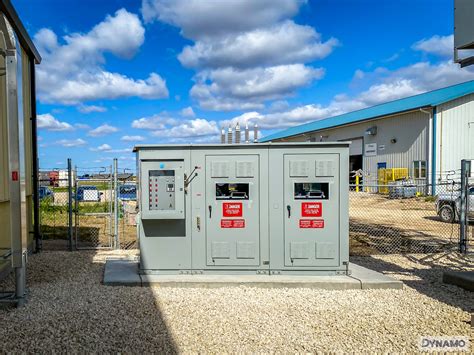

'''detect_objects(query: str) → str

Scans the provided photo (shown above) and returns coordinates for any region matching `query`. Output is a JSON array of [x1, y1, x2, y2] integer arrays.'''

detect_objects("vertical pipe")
[[235, 122, 241, 144], [253, 123, 258, 143], [459, 159, 470, 254], [74, 165, 78, 248], [14, 254, 25, 307], [108, 164, 113, 239], [245, 122, 249, 143], [30, 56, 40, 252], [4, 27, 27, 306], [431, 107, 437, 195], [67, 158, 73, 251], [355, 175, 359, 193], [113, 158, 119, 249], [220, 128, 225, 144], [227, 125, 232, 144]]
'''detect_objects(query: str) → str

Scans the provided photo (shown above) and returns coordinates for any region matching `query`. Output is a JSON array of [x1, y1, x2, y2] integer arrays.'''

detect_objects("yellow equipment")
[[377, 168, 409, 194]]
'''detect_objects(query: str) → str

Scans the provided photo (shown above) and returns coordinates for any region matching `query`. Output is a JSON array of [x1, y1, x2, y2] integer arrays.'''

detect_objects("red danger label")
[[11, 171, 18, 181], [301, 202, 322, 217], [299, 219, 325, 228], [220, 219, 245, 228], [223, 202, 243, 217]]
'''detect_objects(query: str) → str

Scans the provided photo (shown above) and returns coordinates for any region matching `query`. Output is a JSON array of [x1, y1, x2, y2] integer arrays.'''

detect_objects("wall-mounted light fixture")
[[365, 126, 377, 136], [390, 138, 397, 144], [319, 135, 329, 142]]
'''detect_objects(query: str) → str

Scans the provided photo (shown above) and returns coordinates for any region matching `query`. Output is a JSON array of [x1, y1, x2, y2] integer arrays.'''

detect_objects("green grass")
[[424, 195, 437, 202], [51, 182, 111, 193]]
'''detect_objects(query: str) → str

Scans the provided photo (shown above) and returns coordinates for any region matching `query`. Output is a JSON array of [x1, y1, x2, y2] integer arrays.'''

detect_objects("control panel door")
[[284, 154, 340, 267], [205, 155, 260, 266], [140, 160, 185, 219]]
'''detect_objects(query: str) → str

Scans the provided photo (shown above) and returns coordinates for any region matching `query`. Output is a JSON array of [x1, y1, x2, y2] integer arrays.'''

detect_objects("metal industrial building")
[[261, 80, 474, 189], [0, 0, 41, 305]]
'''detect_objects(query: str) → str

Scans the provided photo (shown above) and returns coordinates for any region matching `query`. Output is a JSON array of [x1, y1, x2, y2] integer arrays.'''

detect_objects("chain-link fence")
[[117, 179, 138, 249], [74, 166, 114, 249], [38, 161, 139, 251], [468, 175, 474, 254], [39, 160, 472, 255], [38, 169, 71, 250], [349, 178, 471, 255], [459, 160, 473, 254]]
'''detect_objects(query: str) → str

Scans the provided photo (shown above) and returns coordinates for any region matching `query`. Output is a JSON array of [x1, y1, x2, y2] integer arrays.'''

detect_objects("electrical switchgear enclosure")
[[134, 143, 349, 275]]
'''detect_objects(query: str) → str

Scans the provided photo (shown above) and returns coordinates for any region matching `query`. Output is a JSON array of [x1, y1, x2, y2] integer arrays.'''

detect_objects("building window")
[[413, 161, 426, 179]]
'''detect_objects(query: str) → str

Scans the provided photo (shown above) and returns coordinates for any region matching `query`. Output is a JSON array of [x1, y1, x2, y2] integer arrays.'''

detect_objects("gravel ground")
[[0, 249, 472, 353]]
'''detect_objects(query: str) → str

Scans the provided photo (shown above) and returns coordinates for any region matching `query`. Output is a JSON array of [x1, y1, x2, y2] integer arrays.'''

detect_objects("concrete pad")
[[443, 271, 474, 291], [103, 259, 141, 286], [104, 259, 403, 290], [349, 263, 404, 290], [140, 274, 361, 289]]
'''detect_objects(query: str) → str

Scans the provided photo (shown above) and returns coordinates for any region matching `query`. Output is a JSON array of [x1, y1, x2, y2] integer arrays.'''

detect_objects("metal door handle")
[[286, 205, 291, 218], [208, 205, 212, 218]]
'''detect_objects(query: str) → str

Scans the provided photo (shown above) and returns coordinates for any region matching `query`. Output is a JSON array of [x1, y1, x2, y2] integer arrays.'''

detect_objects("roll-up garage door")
[[339, 138, 362, 156]]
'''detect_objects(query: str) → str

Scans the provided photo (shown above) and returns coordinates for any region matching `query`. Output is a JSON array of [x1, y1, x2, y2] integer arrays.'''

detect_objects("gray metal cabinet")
[[135, 143, 349, 275], [283, 154, 340, 267], [205, 155, 260, 266]]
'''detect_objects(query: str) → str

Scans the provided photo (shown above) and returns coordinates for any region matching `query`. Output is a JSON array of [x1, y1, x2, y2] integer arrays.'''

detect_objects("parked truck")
[[436, 185, 474, 223]]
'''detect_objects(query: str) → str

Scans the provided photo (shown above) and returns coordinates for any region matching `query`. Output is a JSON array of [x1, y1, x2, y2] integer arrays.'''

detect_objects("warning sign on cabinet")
[[223, 202, 243, 217], [220, 219, 246, 228], [301, 202, 322, 217], [299, 219, 324, 228]]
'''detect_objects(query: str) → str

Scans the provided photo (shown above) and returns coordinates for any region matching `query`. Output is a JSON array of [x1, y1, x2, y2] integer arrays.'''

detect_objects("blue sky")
[[13, 0, 473, 171]]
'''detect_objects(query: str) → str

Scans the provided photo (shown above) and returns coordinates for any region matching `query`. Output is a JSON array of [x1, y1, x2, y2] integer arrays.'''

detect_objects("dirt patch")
[[349, 192, 464, 255]]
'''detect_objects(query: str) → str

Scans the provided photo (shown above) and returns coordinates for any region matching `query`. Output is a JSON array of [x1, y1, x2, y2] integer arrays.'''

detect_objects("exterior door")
[[284, 154, 340, 267], [205, 155, 260, 266]]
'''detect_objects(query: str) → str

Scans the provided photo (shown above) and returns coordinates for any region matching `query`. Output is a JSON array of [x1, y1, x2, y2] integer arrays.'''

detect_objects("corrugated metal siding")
[[436, 93, 474, 177], [280, 110, 429, 179]]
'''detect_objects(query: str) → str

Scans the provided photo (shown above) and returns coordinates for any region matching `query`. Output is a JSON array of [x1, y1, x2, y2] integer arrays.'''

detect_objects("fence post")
[[113, 158, 119, 249], [459, 159, 471, 254], [67, 158, 73, 251]]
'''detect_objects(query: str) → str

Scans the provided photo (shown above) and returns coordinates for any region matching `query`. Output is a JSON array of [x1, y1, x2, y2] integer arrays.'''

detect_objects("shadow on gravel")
[[352, 253, 473, 313], [0, 250, 177, 353], [349, 219, 456, 255]]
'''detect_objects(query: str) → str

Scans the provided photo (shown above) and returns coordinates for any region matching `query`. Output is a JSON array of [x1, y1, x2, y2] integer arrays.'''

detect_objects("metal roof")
[[0, 0, 41, 63], [261, 80, 474, 142]]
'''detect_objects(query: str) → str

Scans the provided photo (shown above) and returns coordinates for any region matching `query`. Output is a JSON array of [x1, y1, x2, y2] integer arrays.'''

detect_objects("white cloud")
[[191, 64, 324, 111], [109, 148, 133, 153], [56, 138, 87, 147], [178, 20, 338, 70], [121, 135, 145, 142], [219, 45, 474, 132], [74, 123, 91, 130], [90, 144, 112, 151], [180, 106, 195, 117], [35, 9, 169, 104], [151, 118, 219, 138], [412, 35, 453, 58], [141, 0, 303, 39], [88, 124, 119, 137], [143, 0, 333, 110], [37, 113, 74, 131], [131, 114, 177, 129], [77, 104, 108, 113]]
